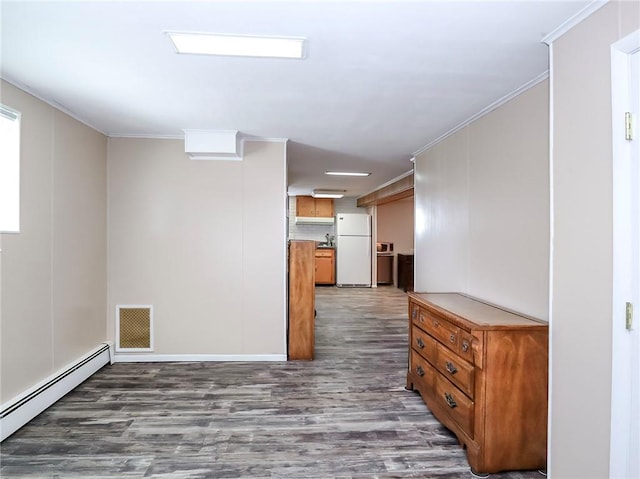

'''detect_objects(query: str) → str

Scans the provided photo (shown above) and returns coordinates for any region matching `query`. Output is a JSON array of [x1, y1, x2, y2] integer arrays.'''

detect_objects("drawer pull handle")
[[416, 338, 425, 349], [444, 392, 457, 409], [416, 366, 425, 377], [419, 315, 425, 323], [445, 361, 458, 374], [434, 320, 439, 326], [412, 309, 417, 319], [449, 333, 456, 343], [461, 340, 470, 353]]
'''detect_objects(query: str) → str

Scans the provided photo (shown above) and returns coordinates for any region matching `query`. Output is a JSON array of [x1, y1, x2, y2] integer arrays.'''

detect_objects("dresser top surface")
[[409, 293, 546, 329]]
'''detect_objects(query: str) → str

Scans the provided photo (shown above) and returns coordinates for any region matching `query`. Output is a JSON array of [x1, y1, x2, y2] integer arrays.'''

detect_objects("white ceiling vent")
[[184, 129, 242, 161]]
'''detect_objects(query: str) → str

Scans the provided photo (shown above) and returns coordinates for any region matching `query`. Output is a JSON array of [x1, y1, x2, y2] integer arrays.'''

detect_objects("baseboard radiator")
[[0, 342, 113, 441]]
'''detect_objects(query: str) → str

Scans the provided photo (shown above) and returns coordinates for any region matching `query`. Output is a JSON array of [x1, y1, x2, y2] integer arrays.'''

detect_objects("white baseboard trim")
[[113, 353, 287, 363], [0, 343, 111, 441]]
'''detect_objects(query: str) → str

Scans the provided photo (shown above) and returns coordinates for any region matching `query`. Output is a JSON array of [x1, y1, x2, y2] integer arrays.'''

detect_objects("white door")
[[611, 31, 640, 479]]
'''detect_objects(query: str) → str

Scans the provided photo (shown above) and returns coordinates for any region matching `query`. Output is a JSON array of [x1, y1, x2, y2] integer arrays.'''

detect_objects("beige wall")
[[414, 80, 550, 320], [549, 2, 639, 477], [0, 80, 107, 403], [414, 128, 470, 294], [107, 138, 287, 356], [376, 197, 414, 285]]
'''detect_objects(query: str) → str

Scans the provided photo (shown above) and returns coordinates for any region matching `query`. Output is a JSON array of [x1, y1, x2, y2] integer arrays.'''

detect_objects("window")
[[0, 105, 21, 233]]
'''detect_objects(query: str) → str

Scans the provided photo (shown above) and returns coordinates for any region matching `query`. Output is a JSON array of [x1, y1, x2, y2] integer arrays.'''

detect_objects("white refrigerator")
[[336, 213, 372, 287]]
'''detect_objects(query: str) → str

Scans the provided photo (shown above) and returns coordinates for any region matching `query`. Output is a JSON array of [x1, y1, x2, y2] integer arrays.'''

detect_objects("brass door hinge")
[[626, 302, 633, 330], [625, 112, 633, 141]]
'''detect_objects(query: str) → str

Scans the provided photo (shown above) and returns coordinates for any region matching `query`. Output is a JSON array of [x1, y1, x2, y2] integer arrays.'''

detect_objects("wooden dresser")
[[406, 293, 548, 474]]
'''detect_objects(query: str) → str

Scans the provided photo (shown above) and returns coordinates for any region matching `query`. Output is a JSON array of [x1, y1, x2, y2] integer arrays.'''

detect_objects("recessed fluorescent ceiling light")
[[324, 171, 371, 177], [167, 32, 305, 59]]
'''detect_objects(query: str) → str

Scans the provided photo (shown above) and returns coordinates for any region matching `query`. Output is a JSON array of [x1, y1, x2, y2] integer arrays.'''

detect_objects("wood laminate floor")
[[0, 286, 544, 479]]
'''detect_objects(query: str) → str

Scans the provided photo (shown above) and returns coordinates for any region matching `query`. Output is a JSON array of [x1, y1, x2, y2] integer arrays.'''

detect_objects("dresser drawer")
[[315, 250, 333, 258], [434, 374, 474, 437], [412, 325, 437, 363], [410, 349, 436, 388], [415, 308, 460, 350], [435, 343, 475, 398]]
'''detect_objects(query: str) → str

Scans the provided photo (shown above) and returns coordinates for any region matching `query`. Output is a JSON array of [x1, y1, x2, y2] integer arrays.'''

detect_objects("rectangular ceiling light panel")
[[168, 32, 305, 59], [312, 190, 345, 199], [324, 171, 371, 177]]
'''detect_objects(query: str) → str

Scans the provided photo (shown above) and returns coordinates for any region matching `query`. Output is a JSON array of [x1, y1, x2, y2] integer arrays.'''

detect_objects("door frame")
[[610, 29, 640, 479]]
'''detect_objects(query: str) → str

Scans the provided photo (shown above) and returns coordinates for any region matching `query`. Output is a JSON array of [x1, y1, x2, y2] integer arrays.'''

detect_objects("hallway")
[[1, 287, 542, 478]]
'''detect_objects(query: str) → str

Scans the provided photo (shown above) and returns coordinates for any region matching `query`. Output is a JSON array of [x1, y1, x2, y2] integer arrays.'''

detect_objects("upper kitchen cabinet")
[[296, 196, 334, 218], [314, 198, 334, 217]]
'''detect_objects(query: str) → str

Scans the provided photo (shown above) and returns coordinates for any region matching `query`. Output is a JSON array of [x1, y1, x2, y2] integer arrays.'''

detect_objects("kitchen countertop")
[[288, 239, 335, 249]]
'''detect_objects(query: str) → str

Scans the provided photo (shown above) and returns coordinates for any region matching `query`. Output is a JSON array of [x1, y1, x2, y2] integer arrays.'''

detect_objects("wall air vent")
[[184, 129, 242, 160], [116, 305, 153, 352]]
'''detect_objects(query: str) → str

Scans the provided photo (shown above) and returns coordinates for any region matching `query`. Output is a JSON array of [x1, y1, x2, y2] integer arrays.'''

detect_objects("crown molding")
[[0, 76, 289, 144], [1, 74, 107, 135], [108, 133, 289, 143], [108, 133, 183, 139], [413, 71, 549, 157], [242, 136, 288, 143], [541, 0, 609, 45]]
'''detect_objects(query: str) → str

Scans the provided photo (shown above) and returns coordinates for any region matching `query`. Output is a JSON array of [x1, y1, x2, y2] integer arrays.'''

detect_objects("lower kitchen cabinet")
[[315, 248, 335, 285]]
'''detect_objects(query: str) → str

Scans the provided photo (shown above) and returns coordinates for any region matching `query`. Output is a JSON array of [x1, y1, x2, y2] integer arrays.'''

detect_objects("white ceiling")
[[0, 0, 590, 197]]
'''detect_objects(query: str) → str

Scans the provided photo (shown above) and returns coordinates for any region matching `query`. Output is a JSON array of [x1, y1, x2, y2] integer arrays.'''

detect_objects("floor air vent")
[[116, 305, 153, 352]]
